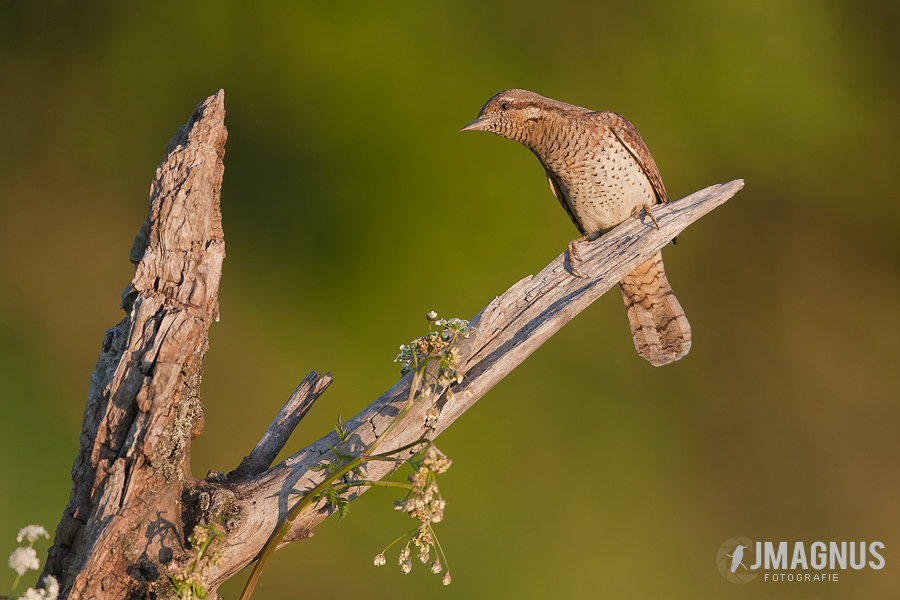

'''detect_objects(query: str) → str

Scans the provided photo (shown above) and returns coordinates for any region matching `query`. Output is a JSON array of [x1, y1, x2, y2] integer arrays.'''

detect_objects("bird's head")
[[460, 89, 548, 143]]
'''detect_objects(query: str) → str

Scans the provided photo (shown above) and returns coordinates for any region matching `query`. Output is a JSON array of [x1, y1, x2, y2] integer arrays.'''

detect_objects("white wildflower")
[[43, 575, 60, 600], [17, 525, 49, 543], [9, 546, 40, 576]]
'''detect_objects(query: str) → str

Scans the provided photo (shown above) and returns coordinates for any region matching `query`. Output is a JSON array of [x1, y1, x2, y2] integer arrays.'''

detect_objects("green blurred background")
[[1, 1, 898, 598]]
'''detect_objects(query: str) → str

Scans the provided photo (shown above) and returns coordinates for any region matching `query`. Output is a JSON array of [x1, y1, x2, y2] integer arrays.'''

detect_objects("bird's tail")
[[619, 252, 691, 366]]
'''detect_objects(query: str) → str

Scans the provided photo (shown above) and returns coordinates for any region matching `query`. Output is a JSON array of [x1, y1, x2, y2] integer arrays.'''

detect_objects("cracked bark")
[[40, 90, 743, 599]]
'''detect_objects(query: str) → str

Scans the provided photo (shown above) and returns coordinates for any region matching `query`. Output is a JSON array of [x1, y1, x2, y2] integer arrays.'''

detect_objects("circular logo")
[[717, 537, 757, 583]]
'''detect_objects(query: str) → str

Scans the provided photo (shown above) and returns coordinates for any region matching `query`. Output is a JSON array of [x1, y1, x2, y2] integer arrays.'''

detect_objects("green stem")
[[430, 524, 450, 573], [188, 527, 217, 575], [240, 368, 428, 600], [364, 438, 433, 461], [238, 459, 363, 599], [364, 363, 426, 457], [331, 480, 414, 493], [380, 526, 420, 555]]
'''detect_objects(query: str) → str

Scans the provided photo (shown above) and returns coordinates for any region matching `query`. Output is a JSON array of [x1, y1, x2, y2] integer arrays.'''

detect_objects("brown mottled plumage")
[[462, 89, 691, 366]]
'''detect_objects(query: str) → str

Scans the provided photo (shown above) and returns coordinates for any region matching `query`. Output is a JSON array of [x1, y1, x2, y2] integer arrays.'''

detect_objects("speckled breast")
[[545, 124, 657, 235]]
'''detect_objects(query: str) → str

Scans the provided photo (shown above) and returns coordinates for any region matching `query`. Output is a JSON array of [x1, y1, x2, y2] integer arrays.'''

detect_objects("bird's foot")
[[567, 239, 586, 278], [567, 232, 601, 278], [633, 203, 660, 230]]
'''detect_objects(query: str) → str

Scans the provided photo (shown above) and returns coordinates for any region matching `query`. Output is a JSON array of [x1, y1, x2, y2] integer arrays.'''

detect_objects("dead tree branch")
[[41, 90, 743, 599]]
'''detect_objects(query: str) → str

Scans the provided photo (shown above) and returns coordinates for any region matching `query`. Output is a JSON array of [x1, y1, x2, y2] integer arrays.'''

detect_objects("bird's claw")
[[635, 203, 660, 230], [567, 239, 588, 278]]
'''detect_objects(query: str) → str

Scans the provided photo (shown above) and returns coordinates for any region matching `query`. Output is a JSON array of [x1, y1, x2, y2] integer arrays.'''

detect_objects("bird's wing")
[[545, 168, 586, 235], [602, 112, 668, 204]]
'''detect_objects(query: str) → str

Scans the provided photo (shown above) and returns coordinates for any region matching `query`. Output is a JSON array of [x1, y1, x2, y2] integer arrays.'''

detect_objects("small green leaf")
[[327, 444, 356, 463], [335, 414, 350, 441], [318, 486, 351, 522]]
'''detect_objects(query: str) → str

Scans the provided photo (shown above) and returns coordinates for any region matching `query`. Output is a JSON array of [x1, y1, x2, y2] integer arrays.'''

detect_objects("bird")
[[461, 89, 691, 366], [726, 545, 749, 573]]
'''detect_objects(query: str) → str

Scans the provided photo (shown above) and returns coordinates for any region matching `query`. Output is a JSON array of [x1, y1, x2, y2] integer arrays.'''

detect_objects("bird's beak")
[[460, 115, 492, 132]]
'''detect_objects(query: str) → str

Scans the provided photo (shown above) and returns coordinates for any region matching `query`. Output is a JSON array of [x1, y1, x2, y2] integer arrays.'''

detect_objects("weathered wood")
[[206, 179, 744, 588], [42, 90, 228, 600], [41, 88, 743, 599], [228, 371, 333, 481]]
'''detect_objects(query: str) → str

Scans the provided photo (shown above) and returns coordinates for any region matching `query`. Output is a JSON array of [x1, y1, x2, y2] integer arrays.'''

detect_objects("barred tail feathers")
[[619, 252, 691, 366]]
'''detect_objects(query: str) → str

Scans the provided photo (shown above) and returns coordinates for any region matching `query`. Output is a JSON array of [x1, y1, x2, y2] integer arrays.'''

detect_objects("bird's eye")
[[500, 102, 510, 110]]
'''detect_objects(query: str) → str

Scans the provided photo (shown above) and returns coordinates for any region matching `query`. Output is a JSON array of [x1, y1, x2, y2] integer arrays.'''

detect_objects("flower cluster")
[[167, 521, 227, 599], [16, 526, 49, 545], [18, 577, 58, 600], [187, 523, 225, 568], [167, 567, 208, 600], [394, 313, 472, 394], [375, 446, 453, 585], [6, 525, 58, 600], [8, 547, 39, 577]]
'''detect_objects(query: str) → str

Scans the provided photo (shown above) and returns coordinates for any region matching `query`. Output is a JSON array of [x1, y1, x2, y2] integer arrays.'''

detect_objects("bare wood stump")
[[41, 90, 743, 599]]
